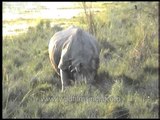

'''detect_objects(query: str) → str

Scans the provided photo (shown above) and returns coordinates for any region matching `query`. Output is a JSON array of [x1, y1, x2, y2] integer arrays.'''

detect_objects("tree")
[[82, 2, 97, 36]]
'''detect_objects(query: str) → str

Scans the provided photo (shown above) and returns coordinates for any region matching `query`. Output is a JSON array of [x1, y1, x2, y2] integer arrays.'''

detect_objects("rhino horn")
[[71, 68, 76, 73]]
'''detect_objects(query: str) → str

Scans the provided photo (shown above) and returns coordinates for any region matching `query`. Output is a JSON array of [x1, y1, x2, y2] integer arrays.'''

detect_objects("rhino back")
[[57, 27, 100, 70], [70, 28, 99, 66], [49, 26, 79, 74]]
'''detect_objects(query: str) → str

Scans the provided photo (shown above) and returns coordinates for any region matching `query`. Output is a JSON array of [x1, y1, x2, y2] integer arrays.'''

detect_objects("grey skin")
[[48, 26, 100, 92]]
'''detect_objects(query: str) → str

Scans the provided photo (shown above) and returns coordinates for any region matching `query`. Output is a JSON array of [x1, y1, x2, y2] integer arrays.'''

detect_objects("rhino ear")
[[91, 60, 96, 70], [75, 63, 81, 72], [91, 58, 99, 70]]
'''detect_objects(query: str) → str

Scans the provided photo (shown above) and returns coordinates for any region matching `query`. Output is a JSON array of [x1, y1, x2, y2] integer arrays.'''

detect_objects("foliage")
[[3, 2, 159, 118]]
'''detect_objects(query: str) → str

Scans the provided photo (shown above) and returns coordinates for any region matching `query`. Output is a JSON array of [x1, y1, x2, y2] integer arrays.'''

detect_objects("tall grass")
[[3, 2, 159, 118]]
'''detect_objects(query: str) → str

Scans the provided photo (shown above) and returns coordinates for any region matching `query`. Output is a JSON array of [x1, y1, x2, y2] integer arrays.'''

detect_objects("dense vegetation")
[[3, 2, 159, 118]]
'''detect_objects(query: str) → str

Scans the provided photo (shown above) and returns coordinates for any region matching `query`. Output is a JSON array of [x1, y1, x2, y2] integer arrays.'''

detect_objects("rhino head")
[[69, 57, 99, 84]]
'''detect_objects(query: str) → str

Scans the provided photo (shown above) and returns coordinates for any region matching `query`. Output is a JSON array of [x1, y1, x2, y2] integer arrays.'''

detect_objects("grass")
[[3, 2, 159, 118]]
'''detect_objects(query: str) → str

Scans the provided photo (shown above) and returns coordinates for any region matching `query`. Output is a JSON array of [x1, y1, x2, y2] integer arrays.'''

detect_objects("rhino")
[[48, 26, 100, 92]]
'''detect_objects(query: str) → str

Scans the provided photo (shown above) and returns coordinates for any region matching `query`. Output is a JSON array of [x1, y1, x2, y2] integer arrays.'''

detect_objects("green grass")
[[3, 2, 159, 118]]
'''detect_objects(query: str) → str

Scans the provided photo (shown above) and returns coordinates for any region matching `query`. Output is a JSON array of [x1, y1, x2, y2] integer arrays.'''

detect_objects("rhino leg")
[[60, 69, 70, 92]]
